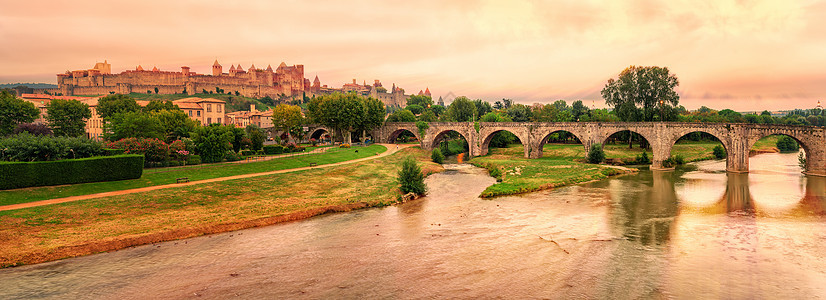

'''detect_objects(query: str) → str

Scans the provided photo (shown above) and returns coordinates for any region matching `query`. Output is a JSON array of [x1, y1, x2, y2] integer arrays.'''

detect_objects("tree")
[[406, 104, 424, 115], [587, 143, 605, 163], [271, 104, 303, 142], [46, 99, 91, 137], [571, 100, 589, 121], [386, 109, 416, 122], [360, 97, 386, 139], [431, 148, 444, 164], [143, 100, 178, 113], [445, 96, 476, 122], [481, 112, 517, 147], [398, 157, 426, 195], [13, 123, 52, 136], [105, 111, 165, 141], [0, 91, 39, 136], [191, 124, 234, 163], [230, 126, 246, 152], [246, 124, 266, 150], [506, 104, 532, 122], [601, 66, 680, 122], [430, 104, 446, 116], [531, 104, 558, 122], [473, 99, 492, 118], [153, 109, 198, 142], [96, 94, 141, 119], [418, 110, 437, 122], [776, 136, 799, 152], [407, 94, 433, 108], [306, 93, 364, 143]]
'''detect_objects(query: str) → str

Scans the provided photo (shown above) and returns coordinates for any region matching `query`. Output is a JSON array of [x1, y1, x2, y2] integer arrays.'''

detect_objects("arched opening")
[[388, 129, 419, 144], [749, 134, 808, 174], [602, 130, 651, 165], [670, 131, 727, 171], [481, 129, 525, 157], [538, 130, 584, 159], [309, 128, 331, 145], [432, 130, 470, 161]]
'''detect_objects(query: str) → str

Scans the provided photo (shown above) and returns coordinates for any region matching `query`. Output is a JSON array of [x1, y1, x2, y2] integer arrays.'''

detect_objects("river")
[[1, 152, 825, 299]]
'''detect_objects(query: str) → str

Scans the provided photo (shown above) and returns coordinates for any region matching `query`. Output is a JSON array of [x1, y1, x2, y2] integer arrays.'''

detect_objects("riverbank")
[[471, 145, 637, 198], [0, 145, 386, 206], [0, 147, 442, 268]]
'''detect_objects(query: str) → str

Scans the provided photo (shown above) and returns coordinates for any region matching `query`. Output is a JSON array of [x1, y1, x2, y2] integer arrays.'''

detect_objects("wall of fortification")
[[72, 86, 118, 96], [129, 85, 187, 95]]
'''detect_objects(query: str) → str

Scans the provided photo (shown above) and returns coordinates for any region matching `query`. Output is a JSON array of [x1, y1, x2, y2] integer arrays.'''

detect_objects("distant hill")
[[0, 83, 58, 89]]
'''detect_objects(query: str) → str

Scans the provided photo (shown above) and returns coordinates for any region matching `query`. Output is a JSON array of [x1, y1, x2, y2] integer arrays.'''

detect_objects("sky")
[[1, 0, 825, 111]]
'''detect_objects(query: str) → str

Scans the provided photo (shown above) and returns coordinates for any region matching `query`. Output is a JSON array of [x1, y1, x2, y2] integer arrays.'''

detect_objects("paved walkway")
[[0, 144, 414, 212]]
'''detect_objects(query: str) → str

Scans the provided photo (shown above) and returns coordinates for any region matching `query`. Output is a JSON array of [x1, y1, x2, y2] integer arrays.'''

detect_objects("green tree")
[[587, 143, 605, 163], [153, 109, 198, 142], [507, 104, 532, 122], [431, 148, 444, 164], [407, 94, 433, 108], [398, 157, 426, 195], [713, 145, 726, 159], [406, 104, 424, 115], [386, 109, 416, 122], [530, 104, 558, 122], [271, 104, 303, 143], [230, 126, 246, 152], [445, 96, 476, 122], [601, 66, 680, 122], [191, 124, 234, 163], [430, 104, 446, 116], [571, 100, 589, 121], [473, 99, 492, 118], [776, 136, 799, 152], [143, 100, 178, 113], [306, 93, 364, 143], [96, 94, 141, 119], [418, 109, 437, 122], [246, 124, 266, 150], [105, 111, 165, 141], [0, 91, 39, 136], [481, 112, 517, 147], [46, 99, 91, 137], [360, 97, 386, 139]]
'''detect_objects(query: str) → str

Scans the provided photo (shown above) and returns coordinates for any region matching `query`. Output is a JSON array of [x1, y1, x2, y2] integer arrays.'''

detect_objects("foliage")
[[0, 133, 104, 161], [191, 124, 234, 163], [0, 155, 144, 190], [416, 121, 429, 137], [13, 123, 52, 136], [143, 100, 178, 113], [340, 144, 351, 148], [776, 136, 799, 152], [152, 109, 198, 143], [431, 148, 444, 164], [398, 156, 426, 195], [661, 156, 676, 168], [224, 150, 243, 162], [713, 145, 726, 159], [571, 100, 589, 121], [229, 126, 246, 152], [46, 99, 91, 137], [271, 104, 303, 134], [106, 137, 170, 166], [799, 152, 807, 171], [96, 94, 141, 119], [587, 143, 605, 164], [473, 99, 493, 118], [386, 109, 416, 122], [360, 97, 386, 133], [445, 96, 476, 122], [635, 151, 651, 164], [418, 109, 437, 122], [506, 104, 533, 122], [430, 104, 446, 116], [245, 124, 266, 150], [307, 93, 371, 143], [601, 66, 680, 122], [263, 145, 284, 154], [407, 94, 433, 108], [406, 104, 424, 115], [0, 91, 39, 136], [673, 155, 685, 165], [105, 111, 165, 141], [487, 165, 502, 181]]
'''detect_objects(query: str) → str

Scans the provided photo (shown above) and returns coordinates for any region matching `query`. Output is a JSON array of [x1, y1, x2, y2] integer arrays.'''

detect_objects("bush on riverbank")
[[587, 143, 605, 164], [713, 145, 726, 159], [777, 136, 799, 152], [431, 148, 444, 164], [398, 157, 426, 195]]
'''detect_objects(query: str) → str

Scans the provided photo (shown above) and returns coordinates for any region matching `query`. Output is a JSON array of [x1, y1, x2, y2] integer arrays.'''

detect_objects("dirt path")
[[0, 144, 415, 212]]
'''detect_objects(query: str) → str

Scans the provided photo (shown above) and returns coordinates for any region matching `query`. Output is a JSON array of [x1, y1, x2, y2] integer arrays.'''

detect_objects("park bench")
[[176, 177, 190, 183], [309, 162, 317, 167]]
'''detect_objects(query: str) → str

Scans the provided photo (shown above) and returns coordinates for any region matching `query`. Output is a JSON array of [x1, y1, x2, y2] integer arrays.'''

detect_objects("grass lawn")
[[0, 145, 386, 206], [0, 147, 442, 267], [472, 145, 633, 198]]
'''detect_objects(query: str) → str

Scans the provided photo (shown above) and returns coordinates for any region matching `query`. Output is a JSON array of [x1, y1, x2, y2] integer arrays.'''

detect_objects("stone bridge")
[[373, 122, 826, 176]]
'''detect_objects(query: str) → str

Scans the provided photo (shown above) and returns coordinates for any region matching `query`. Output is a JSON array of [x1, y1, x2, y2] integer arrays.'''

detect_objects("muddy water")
[[1, 152, 825, 299]]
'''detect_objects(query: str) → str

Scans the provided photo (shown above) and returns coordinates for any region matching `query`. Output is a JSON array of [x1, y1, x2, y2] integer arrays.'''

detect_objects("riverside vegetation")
[[0, 146, 442, 267]]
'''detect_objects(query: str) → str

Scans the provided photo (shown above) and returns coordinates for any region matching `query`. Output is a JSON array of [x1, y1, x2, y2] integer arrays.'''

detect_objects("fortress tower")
[[212, 60, 222, 76]]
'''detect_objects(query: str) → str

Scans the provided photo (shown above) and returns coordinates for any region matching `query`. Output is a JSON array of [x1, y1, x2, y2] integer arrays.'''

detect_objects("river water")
[[1, 152, 825, 299]]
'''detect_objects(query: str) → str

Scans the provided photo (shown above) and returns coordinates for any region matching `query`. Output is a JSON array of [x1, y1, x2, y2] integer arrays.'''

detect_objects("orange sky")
[[2, 0, 825, 111]]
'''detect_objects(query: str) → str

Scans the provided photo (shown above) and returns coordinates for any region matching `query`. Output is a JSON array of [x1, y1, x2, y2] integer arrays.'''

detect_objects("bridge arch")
[[535, 129, 586, 159], [309, 127, 330, 141], [479, 129, 529, 157], [665, 130, 729, 166], [747, 130, 817, 172], [388, 128, 420, 144], [599, 128, 659, 166]]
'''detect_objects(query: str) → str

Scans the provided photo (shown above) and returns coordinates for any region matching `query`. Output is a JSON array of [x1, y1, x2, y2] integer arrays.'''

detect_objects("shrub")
[[103, 148, 126, 156], [431, 148, 444, 164], [673, 155, 685, 165], [310, 138, 317, 146], [635, 151, 651, 164], [488, 166, 502, 182], [776, 136, 799, 152], [0, 155, 144, 190], [340, 144, 351, 148], [799, 152, 807, 171], [662, 156, 677, 168], [587, 143, 605, 164], [106, 137, 170, 166], [293, 146, 306, 152], [398, 157, 426, 195], [13, 123, 52, 136], [713, 145, 726, 159], [0, 133, 104, 162], [241, 150, 255, 156], [186, 155, 201, 165], [263, 145, 283, 155], [224, 151, 242, 162]]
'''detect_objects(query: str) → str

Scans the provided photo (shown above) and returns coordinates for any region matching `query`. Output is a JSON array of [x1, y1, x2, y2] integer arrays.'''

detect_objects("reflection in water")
[[1, 153, 825, 298]]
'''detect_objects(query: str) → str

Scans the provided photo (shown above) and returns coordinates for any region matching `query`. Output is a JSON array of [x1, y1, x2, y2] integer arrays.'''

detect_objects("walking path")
[[0, 144, 414, 212]]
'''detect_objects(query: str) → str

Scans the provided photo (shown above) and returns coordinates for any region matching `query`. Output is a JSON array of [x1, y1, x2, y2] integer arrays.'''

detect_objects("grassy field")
[[472, 145, 633, 198], [0, 145, 386, 206], [0, 147, 441, 267]]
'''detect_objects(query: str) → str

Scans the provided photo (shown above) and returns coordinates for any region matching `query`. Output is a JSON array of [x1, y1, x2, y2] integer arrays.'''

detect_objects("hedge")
[[263, 145, 284, 155], [0, 154, 144, 190]]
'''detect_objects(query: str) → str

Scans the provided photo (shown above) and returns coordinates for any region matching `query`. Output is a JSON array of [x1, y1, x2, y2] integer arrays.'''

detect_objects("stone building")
[[172, 98, 226, 126], [225, 104, 271, 128], [21, 94, 105, 139], [55, 60, 307, 99], [307, 77, 415, 108]]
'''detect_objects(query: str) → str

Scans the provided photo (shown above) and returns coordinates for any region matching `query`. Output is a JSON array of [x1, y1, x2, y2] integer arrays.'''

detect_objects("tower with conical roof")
[[212, 60, 222, 76], [425, 87, 431, 97], [818, 100, 823, 110]]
